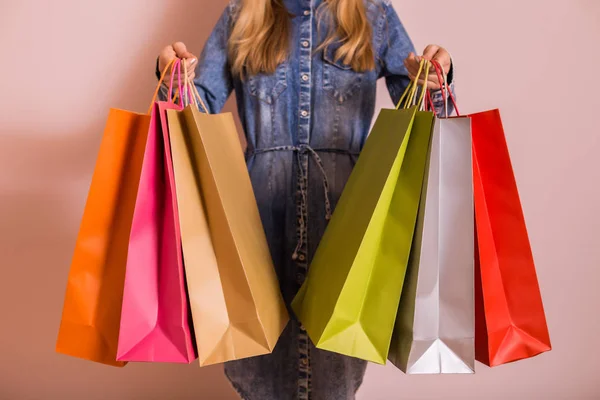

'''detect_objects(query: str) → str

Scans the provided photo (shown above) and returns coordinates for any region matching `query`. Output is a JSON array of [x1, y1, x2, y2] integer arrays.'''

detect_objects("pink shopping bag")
[[117, 61, 196, 362]]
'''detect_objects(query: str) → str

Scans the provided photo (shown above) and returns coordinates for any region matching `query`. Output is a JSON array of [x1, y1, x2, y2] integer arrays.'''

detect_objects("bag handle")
[[153, 58, 200, 109], [430, 60, 460, 117], [396, 59, 424, 109], [168, 58, 184, 106], [177, 59, 210, 114], [149, 58, 178, 114], [182, 60, 190, 106], [395, 59, 430, 111], [425, 89, 434, 112], [428, 60, 447, 117], [412, 60, 430, 111]]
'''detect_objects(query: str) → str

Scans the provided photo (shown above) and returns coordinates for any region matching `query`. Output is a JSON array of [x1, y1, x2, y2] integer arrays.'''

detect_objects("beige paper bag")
[[167, 106, 288, 366]]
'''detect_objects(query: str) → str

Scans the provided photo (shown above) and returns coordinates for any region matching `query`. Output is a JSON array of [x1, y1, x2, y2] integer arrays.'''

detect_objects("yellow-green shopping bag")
[[292, 60, 435, 364]]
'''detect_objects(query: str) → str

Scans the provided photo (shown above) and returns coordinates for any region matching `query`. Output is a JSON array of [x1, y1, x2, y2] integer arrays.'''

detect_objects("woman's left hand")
[[403, 45, 452, 90]]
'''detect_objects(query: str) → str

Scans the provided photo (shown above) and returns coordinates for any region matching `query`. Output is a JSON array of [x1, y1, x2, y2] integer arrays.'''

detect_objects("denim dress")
[[176, 0, 454, 398]]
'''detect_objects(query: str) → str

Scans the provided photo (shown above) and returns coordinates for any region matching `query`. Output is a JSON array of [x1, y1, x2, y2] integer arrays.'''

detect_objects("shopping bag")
[[116, 60, 196, 363], [388, 116, 475, 374], [472, 109, 552, 366], [389, 62, 475, 373], [56, 61, 177, 366], [292, 61, 435, 364], [167, 86, 288, 366], [471, 109, 551, 366]]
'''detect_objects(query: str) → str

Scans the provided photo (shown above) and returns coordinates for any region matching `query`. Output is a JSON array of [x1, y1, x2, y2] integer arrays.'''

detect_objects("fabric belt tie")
[[247, 144, 358, 260]]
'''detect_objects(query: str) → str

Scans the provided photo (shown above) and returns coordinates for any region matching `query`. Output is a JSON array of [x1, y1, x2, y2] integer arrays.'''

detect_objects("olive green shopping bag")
[[292, 61, 435, 364]]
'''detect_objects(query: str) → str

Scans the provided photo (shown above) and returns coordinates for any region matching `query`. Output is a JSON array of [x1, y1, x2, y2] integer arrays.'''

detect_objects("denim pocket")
[[322, 48, 363, 103], [247, 62, 288, 104]]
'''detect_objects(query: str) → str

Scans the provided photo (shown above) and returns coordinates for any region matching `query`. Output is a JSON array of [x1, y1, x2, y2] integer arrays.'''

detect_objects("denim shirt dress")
[[166, 0, 454, 398]]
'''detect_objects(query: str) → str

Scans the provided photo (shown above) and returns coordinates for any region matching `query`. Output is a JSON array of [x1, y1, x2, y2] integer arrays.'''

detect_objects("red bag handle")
[[423, 61, 446, 114], [429, 60, 460, 117], [425, 89, 435, 112]]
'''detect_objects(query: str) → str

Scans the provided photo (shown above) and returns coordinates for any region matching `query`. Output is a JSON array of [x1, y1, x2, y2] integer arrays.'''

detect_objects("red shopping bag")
[[471, 109, 551, 366]]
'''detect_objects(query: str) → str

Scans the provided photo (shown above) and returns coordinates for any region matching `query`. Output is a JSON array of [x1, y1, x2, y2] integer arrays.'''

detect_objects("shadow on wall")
[[0, 1, 239, 399]]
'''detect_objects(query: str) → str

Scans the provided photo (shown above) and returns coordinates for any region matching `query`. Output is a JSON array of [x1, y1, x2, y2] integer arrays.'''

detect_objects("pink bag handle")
[[150, 58, 188, 110], [168, 58, 184, 106], [157, 57, 209, 113]]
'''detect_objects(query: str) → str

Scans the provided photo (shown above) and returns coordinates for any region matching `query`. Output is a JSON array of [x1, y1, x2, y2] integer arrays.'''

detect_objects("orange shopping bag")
[[56, 61, 176, 366]]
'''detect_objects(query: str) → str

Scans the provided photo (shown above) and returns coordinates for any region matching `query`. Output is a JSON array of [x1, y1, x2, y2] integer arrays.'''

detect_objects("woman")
[[158, 0, 454, 399]]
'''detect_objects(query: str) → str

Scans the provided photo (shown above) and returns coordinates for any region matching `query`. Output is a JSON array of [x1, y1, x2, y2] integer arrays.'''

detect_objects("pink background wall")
[[1, 0, 598, 398]]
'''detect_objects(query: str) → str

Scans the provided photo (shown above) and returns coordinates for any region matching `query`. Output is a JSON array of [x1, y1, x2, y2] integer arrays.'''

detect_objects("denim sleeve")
[[379, 1, 456, 117], [157, 5, 234, 113]]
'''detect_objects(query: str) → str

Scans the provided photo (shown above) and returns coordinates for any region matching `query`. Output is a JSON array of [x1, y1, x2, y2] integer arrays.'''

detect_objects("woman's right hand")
[[159, 42, 197, 82]]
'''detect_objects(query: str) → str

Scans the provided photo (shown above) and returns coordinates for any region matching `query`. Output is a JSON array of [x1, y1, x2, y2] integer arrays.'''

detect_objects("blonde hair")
[[229, 0, 375, 77]]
